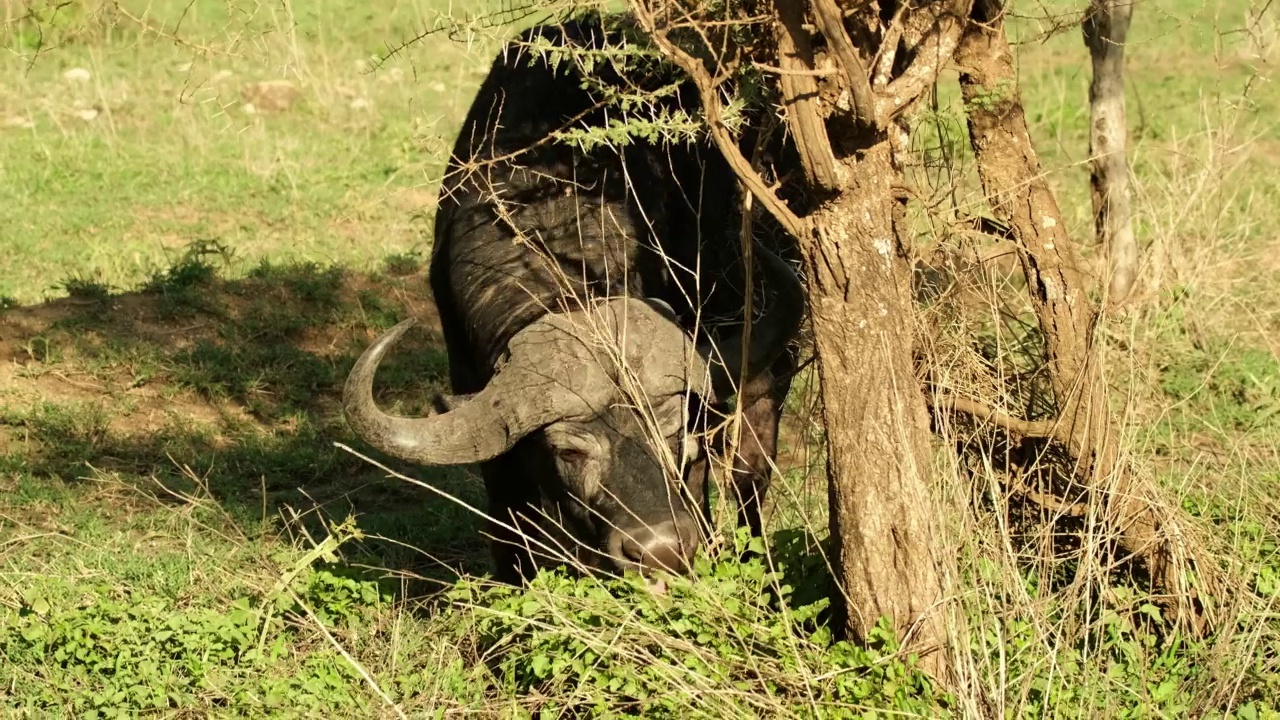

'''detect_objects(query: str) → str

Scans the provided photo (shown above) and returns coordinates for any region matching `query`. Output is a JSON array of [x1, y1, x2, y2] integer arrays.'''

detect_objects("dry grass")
[[906, 64, 1280, 710]]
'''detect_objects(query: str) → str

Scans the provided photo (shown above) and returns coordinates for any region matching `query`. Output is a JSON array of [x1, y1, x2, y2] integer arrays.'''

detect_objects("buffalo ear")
[[432, 393, 477, 413]]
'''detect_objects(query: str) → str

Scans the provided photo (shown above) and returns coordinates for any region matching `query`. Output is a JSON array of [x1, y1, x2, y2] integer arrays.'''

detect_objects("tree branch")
[[871, 8, 908, 88], [877, 0, 972, 121], [957, 0, 1222, 635], [632, 6, 810, 241], [1083, 0, 1138, 306], [932, 394, 1059, 439], [751, 60, 836, 77], [1009, 480, 1090, 517], [774, 0, 841, 193], [810, 0, 877, 127]]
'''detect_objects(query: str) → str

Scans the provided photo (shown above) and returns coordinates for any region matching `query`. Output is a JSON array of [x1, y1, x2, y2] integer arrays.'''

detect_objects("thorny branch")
[[631, 3, 810, 241], [112, 2, 233, 57], [624, 0, 978, 236]]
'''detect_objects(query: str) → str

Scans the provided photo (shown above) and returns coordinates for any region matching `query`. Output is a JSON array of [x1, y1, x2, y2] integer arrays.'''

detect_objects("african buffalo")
[[344, 15, 804, 584]]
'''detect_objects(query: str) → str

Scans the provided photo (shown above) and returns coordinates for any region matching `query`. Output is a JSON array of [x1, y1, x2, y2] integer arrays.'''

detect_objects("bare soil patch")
[[0, 268, 444, 449]]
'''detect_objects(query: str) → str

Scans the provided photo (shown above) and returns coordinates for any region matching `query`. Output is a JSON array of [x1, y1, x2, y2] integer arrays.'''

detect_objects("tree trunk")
[[806, 143, 951, 675], [956, 0, 1217, 633], [1084, 0, 1137, 305], [633, 0, 964, 680], [956, 0, 1108, 463]]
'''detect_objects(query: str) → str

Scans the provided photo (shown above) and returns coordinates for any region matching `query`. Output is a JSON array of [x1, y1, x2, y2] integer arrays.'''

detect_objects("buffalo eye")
[[556, 447, 590, 464]]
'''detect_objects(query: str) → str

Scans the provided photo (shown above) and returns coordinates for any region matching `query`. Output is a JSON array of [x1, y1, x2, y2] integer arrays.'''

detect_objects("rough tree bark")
[[806, 147, 951, 668], [634, 0, 967, 679], [955, 0, 1217, 632], [772, 0, 952, 663], [1083, 0, 1138, 305]]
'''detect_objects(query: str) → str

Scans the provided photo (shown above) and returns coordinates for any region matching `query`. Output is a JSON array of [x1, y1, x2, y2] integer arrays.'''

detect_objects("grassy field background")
[[1, 0, 1278, 716]]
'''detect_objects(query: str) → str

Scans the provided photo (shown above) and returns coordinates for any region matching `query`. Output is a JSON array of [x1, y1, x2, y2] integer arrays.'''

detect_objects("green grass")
[[1008, 0, 1280, 245], [2, 0, 1280, 716], [0, 0, 502, 304]]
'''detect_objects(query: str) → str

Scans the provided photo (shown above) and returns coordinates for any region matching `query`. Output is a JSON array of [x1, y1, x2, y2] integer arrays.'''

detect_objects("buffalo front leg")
[[479, 451, 542, 585], [727, 350, 796, 537], [682, 452, 719, 545]]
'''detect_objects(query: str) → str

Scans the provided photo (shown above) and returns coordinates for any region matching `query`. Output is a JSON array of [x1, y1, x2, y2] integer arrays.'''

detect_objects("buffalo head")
[[343, 246, 803, 581]]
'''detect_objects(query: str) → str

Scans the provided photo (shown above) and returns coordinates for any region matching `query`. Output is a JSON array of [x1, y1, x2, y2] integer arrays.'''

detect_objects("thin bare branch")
[[751, 60, 836, 77], [112, 2, 232, 56], [1009, 481, 1090, 517], [631, 4, 809, 241], [286, 586, 408, 719], [933, 394, 1058, 439]]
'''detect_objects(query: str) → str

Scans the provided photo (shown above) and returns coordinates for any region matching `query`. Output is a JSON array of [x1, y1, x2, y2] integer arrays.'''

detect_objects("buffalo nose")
[[610, 520, 696, 575]]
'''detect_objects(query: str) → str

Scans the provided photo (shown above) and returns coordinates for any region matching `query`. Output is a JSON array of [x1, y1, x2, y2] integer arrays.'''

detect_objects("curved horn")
[[344, 319, 519, 464], [703, 241, 805, 402], [343, 312, 635, 466]]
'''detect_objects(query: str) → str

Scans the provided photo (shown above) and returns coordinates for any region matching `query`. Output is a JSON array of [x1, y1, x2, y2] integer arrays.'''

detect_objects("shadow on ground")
[[0, 250, 492, 589]]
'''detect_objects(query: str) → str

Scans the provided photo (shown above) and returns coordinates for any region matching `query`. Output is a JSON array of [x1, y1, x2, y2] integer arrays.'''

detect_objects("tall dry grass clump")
[[902, 69, 1280, 710]]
